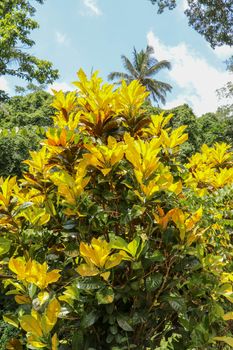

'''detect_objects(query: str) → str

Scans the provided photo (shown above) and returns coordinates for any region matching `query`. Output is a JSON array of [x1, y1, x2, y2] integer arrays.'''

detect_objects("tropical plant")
[[0, 70, 233, 349], [108, 46, 172, 104], [145, 103, 202, 159]]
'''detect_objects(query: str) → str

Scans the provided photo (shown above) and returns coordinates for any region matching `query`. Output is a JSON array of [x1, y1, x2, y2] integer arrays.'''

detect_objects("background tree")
[[216, 60, 233, 118], [149, 0, 233, 48], [108, 45, 172, 104], [0, 89, 54, 177], [0, 0, 59, 86]]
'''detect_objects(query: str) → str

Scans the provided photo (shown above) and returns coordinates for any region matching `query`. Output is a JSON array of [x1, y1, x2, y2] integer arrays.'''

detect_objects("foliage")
[[145, 103, 201, 159], [198, 109, 233, 147], [197, 112, 227, 146], [0, 0, 58, 84], [216, 61, 233, 123], [149, 0, 233, 48], [108, 46, 172, 104], [0, 89, 54, 177], [0, 128, 41, 177], [0, 90, 54, 129], [0, 69, 233, 349]]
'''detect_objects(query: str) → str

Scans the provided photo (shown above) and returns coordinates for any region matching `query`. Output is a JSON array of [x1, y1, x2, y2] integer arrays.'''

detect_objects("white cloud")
[[213, 45, 233, 59], [0, 77, 10, 92], [147, 31, 232, 115], [55, 31, 68, 45], [81, 0, 102, 16], [47, 82, 73, 94], [181, 0, 188, 11]]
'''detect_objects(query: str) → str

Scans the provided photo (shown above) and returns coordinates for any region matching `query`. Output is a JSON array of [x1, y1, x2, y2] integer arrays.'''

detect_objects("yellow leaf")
[[171, 208, 186, 241], [46, 298, 61, 327], [105, 254, 122, 269], [222, 312, 233, 321], [214, 336, 233, 347], [52, 333, 59, 350], [3, 314, 19, 328], [100, 271, 110, 281], [15, 295, 31, 305], [143, 113, 173, 136], [26, 336, 46, 348], [185, 207, 203, 232], [20, 315, 43, 337], [8, 257, 26, 281], [45, 270, 61, 286], [76, 263, 99, 277], [101, 168, 112, 176], [38, 291, 50, 305], [80, 238, 111, 268]]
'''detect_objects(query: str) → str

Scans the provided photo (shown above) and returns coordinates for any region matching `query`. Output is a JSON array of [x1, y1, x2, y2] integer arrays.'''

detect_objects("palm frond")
[[133, 47, 140, 71], [108, 72, 131, 83], [108, 45, 172, 104], [121, 55, 138, 78], [146, 45, 154, 56], [146, 60, 171, 77], [144, 79, 172, 104]]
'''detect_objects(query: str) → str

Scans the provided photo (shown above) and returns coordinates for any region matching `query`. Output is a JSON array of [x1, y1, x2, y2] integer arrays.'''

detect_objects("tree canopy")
[[0, 0, 59, 84], [0, 89, 54, 177], [149, 0, 233, 48]]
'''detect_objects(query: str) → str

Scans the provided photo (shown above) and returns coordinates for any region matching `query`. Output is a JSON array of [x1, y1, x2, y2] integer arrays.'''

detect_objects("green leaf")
[[3, 313, 19, 328], [110, 325, 118, 335], [96, 287, 114, 304], [110, 235, 128, 251], [117, 315, 133, 332], [72, 330, 84, 349], [81, 311, 98, 328], [145, 273, 163, 292], [145, 250, 165, 262], [167, 295, 186, 312], [106, 334, 114, 344], [127, 237, 140, 257], [76, 278, 104, 290], [28, 283, 37, 299], [106, 303, 114, 315], [130, 205, 146, 219], [0, 237, 11, 255]]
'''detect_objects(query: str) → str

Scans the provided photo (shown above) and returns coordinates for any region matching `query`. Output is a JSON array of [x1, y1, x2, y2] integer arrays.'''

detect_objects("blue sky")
[[1, 0, 233, 116]]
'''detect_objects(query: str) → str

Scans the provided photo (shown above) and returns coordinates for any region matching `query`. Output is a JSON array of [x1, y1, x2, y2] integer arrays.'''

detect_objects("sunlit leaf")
[[214, 336, 233, 347], [20, 315, 43, 337]]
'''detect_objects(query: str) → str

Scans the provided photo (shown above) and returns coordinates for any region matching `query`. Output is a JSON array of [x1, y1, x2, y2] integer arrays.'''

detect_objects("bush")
[[0, 70, 233, 349]]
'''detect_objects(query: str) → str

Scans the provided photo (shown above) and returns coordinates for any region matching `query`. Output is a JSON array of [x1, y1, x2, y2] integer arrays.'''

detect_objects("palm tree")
[[108, 46, 172, 105]]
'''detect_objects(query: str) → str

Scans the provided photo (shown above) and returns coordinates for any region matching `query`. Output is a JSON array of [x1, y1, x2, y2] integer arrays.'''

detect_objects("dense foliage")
[[0, 0, 58, 85], [0, 70, 233, 349], [149, 0, 233, 48], [0, 90, 54, 177]]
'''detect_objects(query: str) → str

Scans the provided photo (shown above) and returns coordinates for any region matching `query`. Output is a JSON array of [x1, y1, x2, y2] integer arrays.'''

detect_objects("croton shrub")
[[1, 70, 233, 350]]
